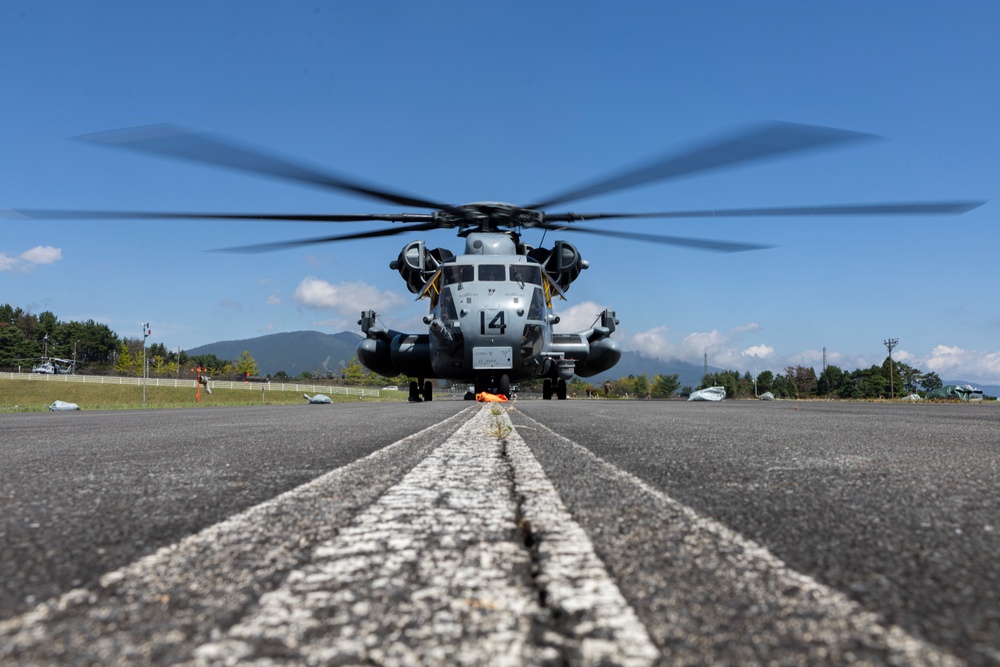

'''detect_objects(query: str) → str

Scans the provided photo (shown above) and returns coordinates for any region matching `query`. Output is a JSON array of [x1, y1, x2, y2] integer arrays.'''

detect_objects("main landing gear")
[[409, 379, 433, 402], [542, 378, 567, 400]]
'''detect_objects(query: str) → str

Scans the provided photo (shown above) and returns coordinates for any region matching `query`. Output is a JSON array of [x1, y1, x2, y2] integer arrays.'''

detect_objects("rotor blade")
[[76, 124, 457, 211], [2, 208, 436, 223], [215, 221, 443, 253], [542, 200, 987, 222], [538, 223, 772, 253], [526, 121, 878, 210]]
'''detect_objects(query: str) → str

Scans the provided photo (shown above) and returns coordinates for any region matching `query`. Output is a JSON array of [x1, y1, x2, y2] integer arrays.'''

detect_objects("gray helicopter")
[[6, 122, 983, 401], [26, 357, 77, 374]]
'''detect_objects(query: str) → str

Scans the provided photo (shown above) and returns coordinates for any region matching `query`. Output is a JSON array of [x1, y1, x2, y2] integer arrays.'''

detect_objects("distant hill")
[[187, 331, 363, 376], [584, 351, 712, 389]]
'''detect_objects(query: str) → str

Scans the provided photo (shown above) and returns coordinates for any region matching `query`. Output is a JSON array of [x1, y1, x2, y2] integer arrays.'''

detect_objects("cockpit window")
[[510, 264, 542, 286], [443, 264, 474, 285], [478, 264, 506, 281]]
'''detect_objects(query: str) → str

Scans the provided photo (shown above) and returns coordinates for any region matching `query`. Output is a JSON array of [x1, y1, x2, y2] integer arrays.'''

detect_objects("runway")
[[1, 400, 998, 665]]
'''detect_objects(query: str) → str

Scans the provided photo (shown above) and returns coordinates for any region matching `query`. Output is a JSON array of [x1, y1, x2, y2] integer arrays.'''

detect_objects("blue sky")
[[2, 2, 998, 383]]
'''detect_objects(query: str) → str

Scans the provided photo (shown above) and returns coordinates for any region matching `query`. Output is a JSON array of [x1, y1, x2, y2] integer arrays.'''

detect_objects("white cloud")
[[621, 322, 771, 369], [266, 291, 282, 306], [0, 245, 64, 272], [924, 345, 1000, 383], [733, 322, 761, 334], [292, 277, 404, 315], [20, 245, 62, 265], [741, 344, 774, 359], [553, 301, 611, 333], [627, 325, 678, 359]]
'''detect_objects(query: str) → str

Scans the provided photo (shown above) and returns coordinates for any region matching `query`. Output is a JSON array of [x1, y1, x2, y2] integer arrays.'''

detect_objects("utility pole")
[[884, 337, 898, 399]]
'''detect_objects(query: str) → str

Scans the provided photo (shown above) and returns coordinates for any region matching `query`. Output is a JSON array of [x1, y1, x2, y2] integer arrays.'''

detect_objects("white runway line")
[[1, 407, 657, 666], [0, 409, 473, 664], [515, 410, 964, 667], [195, 406, 657, 666]]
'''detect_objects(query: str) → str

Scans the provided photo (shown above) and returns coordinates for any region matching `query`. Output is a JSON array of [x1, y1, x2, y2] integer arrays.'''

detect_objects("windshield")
[[442, 264, 474, 285], [510, 264, 542, 286], [478, 264, 506, 281]]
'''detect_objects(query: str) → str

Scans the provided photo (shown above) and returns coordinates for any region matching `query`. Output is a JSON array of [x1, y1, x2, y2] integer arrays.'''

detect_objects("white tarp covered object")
[[303, 393, 333, 404], [688, 386, 726, 402], [48, 400, 81, 411], [759, 391, 776, 401]]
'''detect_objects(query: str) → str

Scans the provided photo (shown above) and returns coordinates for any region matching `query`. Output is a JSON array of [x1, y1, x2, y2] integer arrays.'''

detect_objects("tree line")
[[695, 359, 945, 400], [0, 304, 258, 379]]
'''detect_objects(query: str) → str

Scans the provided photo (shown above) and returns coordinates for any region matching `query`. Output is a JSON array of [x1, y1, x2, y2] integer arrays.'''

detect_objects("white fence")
[[0, 372, 381, 397]]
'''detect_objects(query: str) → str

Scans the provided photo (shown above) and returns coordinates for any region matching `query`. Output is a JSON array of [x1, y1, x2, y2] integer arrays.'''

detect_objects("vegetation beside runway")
[[0, 377, 403, 412]]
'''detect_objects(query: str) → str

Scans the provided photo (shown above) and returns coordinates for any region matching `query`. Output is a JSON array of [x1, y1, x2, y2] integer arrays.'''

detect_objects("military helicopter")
[[20, 357, 77, 374], [5, 122, 983, 401]]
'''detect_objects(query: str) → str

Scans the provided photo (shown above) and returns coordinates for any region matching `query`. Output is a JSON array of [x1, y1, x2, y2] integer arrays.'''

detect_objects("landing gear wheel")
[[543, 379, 553, 400], [408, 380, 422, 403], [557, 378, 568, 400], [498, 373, 511, 399], [422, 380, 433, 402]]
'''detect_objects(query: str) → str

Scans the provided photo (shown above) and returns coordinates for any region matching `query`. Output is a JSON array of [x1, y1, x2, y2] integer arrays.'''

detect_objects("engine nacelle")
[[390, 241, 455, 294], [528, 240, 589, 292]]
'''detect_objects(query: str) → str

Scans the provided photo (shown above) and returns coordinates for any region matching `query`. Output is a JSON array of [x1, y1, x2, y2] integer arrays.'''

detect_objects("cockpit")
[[442, 263, 543, 286]]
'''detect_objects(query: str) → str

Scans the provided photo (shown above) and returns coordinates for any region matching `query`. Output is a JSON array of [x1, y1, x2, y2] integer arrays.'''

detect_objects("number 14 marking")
[[481, 310, 506, 334]]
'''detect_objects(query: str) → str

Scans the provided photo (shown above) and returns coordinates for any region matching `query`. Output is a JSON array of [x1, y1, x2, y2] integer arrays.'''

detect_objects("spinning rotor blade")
[[542, 200, 986, 222], [3, 209, 436, 223], [538, 223, 772, 253], [77, 124, 456, 212], [216, 221, 443, 253], [526, 121, 876, 210]]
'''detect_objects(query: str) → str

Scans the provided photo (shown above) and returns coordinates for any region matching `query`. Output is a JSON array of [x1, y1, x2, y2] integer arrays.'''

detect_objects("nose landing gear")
[[542, 378, 567, 400], [408, 379, 433, 402]]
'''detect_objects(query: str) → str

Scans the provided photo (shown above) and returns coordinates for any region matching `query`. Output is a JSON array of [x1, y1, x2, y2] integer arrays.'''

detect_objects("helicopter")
[[4, 121, 984, 401], [21, 357, 77, 374]]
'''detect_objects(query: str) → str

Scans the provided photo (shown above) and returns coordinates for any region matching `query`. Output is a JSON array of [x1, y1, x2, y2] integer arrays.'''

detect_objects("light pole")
[[142, 323, 151, 405], [884, 337, 898, 399]]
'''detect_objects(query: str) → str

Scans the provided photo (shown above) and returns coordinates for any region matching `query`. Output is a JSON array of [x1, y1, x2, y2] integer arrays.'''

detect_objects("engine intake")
[[528, 240, 589, 292], [390, 241, 455, 293]]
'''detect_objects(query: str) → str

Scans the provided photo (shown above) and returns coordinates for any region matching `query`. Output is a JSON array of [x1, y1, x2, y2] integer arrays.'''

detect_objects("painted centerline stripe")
[[195, 406, 657, 666], [1, 407, 657, 666]]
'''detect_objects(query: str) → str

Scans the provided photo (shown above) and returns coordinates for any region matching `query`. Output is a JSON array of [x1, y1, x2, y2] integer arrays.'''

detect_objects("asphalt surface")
[[1, 400, 998, 665]]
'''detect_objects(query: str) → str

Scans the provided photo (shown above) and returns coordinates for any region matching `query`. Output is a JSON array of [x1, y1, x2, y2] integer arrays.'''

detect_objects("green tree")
[[651, 373, 681, 398], [608, 376, 635, 397], [816, 365, 845, 397], [340, 357, 370, 384], [785, 365, 818, 397], [0, 324, 39, 367], [234, 350, 260, 377], [771, 373, 797, 398], [632, 374, 650, 398], [756, 369, 774, 395], [919, 371, 943, 392], [115, 342, 139, 376], [189, 354, 228, 374]]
